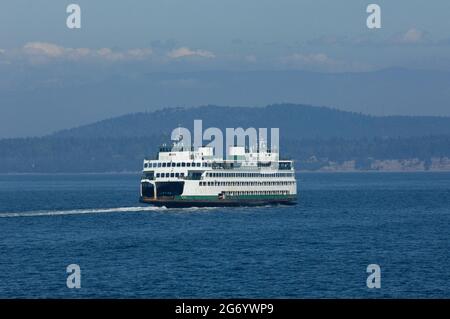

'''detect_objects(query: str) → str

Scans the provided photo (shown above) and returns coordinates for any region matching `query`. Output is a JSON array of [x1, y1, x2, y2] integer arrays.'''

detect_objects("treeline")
[[54, 104, 450, 140], [1, 135, 450, 173]]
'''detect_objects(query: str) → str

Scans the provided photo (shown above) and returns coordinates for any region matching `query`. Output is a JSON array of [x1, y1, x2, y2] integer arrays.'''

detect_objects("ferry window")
[[202, 163, 207, 167], [171, 163, 176, 167], [170, 173, 175, 178], [175, 173, 180, 177], [156, 173, 160, 177], [180, 173, 184, 177], [162, 163, 166, 167], [182, 162, 186, 167], [176, 162, 181, 167], [158, 163, 161, 167], [196, 163, 201, 167], [187, 163, 191, 167]]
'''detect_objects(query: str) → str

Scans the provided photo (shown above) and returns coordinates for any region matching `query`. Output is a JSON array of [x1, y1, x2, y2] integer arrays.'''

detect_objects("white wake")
[[0, 206, 166, 218]]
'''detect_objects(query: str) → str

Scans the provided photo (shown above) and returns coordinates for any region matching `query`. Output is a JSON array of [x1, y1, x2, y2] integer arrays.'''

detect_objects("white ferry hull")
[[140, 195, 297, 208]]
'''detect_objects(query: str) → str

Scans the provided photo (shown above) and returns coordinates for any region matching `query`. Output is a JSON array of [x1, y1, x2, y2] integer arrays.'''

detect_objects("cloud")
[[0, 42, 218, 67], [23, 42, 66, 57], [167, 47, 215, 59], [13, 42, 153, 63], [281, 53, 372, 72], [307, 28, 433, 47], [391, 28, 431, 45]]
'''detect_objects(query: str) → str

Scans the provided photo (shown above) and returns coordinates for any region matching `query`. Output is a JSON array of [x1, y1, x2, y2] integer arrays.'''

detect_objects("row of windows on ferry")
[[199, 181, 295, 186], [206, 172, 294, 178], [145, 162, 204, 168], [146, 172, 295, 179], [144, 162, 293, 170], [224, 190, 290, 196]]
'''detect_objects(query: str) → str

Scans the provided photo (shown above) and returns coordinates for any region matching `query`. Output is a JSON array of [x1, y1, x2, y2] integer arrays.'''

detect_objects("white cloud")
[[391, 28, 430, 45], [167, 47, 215, 59], [307, 29, 433, 47], [18, 42, 153, 63], [402, 28, 424, 43], [24, 42, 66, 57]]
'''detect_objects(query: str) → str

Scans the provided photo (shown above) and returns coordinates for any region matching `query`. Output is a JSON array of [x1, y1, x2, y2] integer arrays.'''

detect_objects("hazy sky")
[[1, 1, 450, 137], [1, 0, 450, 71]]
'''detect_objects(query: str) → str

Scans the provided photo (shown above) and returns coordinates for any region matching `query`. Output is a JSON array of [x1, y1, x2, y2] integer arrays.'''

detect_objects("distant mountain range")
[[2, 68, 450, 137], [1, 104, 450, 173], [54, 104, 450, 139]]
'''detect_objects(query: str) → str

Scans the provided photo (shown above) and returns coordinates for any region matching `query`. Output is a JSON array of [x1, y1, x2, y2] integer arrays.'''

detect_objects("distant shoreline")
[[1, 170, 450, 176]]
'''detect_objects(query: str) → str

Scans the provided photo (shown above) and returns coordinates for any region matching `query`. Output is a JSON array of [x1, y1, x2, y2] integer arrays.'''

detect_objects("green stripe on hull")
[[176, 194, 296, 201]]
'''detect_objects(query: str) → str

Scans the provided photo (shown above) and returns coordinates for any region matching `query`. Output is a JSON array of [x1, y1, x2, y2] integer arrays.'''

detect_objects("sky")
[[1, 0, 450, 137], [1, 0, 450, 71]]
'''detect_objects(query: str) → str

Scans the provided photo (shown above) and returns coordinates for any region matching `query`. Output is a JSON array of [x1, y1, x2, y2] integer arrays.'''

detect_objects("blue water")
[[0, 173, 449, 298]]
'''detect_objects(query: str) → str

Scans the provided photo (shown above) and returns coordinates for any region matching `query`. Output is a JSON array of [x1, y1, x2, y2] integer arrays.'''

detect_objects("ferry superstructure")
[[140, 139, 297, 207]]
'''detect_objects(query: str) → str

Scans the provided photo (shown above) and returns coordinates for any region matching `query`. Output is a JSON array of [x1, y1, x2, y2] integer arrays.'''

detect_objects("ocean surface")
[[0, 172, 449, 298]]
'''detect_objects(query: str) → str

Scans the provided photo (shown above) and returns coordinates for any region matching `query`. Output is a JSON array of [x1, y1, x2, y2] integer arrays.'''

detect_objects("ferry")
[[139, 138, 297, 207]]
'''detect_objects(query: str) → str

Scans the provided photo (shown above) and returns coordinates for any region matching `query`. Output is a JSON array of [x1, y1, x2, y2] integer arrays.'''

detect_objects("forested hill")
[[2, 104, 450, 173], [53, 104, 450, 139]]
